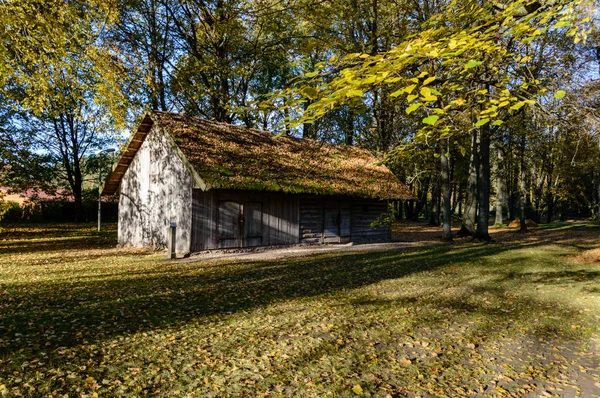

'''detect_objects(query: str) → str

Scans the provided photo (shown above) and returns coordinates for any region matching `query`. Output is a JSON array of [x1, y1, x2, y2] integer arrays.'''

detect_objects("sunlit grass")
[[0, 223, 599, 396]]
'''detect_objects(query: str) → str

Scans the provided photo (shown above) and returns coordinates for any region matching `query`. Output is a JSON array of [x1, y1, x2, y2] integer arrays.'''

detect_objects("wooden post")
[[97, 173, 102, 232], [169, 222, 177, 260]]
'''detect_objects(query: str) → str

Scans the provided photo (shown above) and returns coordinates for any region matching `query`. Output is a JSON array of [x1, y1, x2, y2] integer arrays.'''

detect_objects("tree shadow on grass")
[[2, 240, 597, 365], [0, 224, 118, 255]]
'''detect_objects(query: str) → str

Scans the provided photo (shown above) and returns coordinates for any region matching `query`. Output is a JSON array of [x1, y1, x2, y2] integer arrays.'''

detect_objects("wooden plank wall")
[[192, 191, 391, 252], [298, 196, 323, 244], [191, 189, 217, 251], [299, 195, 391, 243], [190, 190, 300, 251], [350, 199, 390, 242]]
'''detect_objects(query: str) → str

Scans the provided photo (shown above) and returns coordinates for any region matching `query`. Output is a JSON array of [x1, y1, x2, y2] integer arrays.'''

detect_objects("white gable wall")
[[118, 125, 193, 254]]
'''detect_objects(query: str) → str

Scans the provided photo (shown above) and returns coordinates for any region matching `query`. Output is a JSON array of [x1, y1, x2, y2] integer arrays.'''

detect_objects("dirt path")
[[177, 220, 600, 264], [178, 240, 431, 263]]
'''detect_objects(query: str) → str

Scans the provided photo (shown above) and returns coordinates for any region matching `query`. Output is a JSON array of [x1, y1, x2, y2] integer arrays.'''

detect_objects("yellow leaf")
[[510, 102, 525, 111], [554, 90, 566, 99], [422, 76, 436, 86], [406, 103, 421, 114], [352, 385, 363, 395], [404, 84, 417, 94], [422, 95, 438, 102]]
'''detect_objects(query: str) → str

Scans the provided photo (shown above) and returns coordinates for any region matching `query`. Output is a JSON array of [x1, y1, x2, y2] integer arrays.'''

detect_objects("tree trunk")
[[419, 178, 430, 220], [453, 185, 461, 216], [459, 130, 478, 236], [429, 176, 440, 226], [475, 125, 491, 241], [546, 190, 554, 223], [407, 201, 413, 220], [302, 100, 315, 139], [345, 108, 355, 145], [519, 135, 528, 233], [495, 145, 505, 225], [440, 144, 453, 241], [405, 200, 414, 221]]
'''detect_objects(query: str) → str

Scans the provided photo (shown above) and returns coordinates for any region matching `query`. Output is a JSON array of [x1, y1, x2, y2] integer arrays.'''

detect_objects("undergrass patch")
[[1, 224, 599, 396]]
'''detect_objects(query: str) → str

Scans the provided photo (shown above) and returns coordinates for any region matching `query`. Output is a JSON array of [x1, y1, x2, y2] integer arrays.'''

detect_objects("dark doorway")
[[323, 205, 351, 243], [217, 201, 263, 248]]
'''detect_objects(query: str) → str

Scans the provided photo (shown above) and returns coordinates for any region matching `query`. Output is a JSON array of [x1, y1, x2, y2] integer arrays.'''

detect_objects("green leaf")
[[406, 103, 422, 114], [302, 87, 318, 99], [346, 89, 364, 98], [475, 118, 490, 127], [305, 71, 319, 78], [554, 90, 566, 99], [492, 120, 504, 126], [553, 21, 570, 28], [464, 60, 483, 69], [422, 115, 440, 125]]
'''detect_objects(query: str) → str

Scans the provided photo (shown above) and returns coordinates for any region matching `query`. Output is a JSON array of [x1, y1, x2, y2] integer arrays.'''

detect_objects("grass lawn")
[[1, 223, 600, 397]]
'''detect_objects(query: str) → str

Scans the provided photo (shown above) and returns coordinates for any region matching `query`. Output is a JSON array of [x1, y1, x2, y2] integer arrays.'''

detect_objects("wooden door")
[[243, 202, 263, 247], [323, 208, 340, 243], [340, 207, 351, 242], [218, 201, 241, 248]]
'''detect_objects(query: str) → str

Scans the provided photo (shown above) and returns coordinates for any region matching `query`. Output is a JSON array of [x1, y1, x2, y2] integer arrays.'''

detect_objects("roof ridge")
[[151, 111, 380, 157], [101, 111, 413, 200]]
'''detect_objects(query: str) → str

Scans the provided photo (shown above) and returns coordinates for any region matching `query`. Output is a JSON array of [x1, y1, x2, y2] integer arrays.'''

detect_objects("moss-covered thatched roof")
[[102, 111, 412, 200]]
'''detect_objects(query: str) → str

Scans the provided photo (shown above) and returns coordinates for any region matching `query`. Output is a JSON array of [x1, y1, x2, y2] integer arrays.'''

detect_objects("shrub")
[[0, 200, 23, 223]]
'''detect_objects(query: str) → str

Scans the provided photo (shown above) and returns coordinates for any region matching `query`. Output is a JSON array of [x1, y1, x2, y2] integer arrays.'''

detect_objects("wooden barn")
[[101, 111, 412, 255]]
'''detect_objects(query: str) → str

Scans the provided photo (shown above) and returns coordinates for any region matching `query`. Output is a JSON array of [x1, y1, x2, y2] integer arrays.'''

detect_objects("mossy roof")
[[102, 111, 412, 200]]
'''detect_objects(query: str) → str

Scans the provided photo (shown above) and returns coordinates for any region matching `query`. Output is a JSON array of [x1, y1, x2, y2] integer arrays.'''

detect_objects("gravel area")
[[178, 240, 429, 263]]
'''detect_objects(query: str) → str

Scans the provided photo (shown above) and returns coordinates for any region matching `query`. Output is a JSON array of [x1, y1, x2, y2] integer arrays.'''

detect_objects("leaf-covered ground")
[[1, 222, 599, 397]]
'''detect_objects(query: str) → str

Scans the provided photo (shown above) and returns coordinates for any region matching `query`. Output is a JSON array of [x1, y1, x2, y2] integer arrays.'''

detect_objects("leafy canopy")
[[272, 0, 594, 142]]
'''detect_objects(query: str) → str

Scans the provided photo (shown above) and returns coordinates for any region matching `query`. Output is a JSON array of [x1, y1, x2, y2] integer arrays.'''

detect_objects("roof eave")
[[101, 112, 207, 197]]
